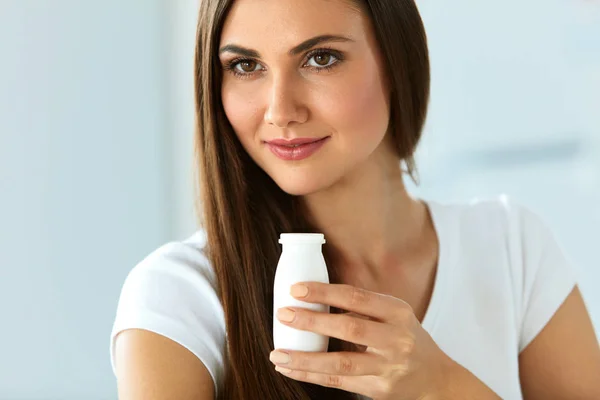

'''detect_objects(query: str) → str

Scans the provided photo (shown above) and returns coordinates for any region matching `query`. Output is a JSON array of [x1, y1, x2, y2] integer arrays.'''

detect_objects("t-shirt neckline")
[[419, 200, 458, 334]]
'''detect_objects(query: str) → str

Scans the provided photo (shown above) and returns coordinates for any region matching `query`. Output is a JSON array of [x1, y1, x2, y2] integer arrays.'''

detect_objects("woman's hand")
[[269, 282, 496, 400]]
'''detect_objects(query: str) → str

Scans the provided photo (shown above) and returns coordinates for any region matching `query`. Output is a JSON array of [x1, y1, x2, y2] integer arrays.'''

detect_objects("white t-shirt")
[[110, 196, 577, 399]]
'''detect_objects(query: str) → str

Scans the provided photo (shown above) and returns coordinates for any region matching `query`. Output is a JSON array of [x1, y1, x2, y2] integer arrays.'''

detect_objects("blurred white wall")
[[163, 1, 199, 240], [413, 0, 600, 330], [0, 1, 174, 399]]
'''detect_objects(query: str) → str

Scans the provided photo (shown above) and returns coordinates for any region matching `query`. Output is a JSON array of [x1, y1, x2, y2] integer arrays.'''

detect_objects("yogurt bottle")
[[273, 233, 330, 352]]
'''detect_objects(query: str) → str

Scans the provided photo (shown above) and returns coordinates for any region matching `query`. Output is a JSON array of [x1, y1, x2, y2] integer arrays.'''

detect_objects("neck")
[[301, 143, 433, 285]]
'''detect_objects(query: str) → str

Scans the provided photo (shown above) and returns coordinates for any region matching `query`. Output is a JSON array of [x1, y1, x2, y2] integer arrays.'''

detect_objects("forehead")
[[219, 0, 367, 48]]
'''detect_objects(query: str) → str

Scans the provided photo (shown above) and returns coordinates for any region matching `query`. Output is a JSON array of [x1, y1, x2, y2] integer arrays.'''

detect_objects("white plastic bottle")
[[273, 233, 330, 352]]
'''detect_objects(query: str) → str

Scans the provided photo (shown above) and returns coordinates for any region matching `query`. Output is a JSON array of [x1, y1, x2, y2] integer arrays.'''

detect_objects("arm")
[[439, 361, 502, 400], [115, 329, 215, 400], [438, 286, 600, 400], [518, 286, 600, 399]]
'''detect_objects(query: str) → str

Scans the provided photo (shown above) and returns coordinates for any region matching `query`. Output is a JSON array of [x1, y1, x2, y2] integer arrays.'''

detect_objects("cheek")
[[221, 83, 262, 144], [320, 65, 390, 143]]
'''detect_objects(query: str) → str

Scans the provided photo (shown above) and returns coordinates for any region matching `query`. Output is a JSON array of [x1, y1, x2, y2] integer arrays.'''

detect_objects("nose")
[[264, 74, 308, 128]]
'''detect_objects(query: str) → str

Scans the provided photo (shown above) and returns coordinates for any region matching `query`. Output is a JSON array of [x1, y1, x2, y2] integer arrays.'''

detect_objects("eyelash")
[[223, 47, 344, 79]]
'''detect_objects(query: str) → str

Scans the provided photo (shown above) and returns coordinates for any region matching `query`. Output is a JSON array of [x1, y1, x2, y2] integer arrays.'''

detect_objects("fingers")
[[269, 349, 384, 376], [276, 307, 401, 348], [273, 367, 380, 397], [290, 282, 414, 324]]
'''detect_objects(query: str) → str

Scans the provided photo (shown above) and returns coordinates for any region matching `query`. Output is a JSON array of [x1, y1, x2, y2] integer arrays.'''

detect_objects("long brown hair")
[[193, 1, 430, 398]]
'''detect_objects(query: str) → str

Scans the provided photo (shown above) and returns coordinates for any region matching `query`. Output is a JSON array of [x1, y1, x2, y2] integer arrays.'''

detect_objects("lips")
[[265, 137, 330, 161]]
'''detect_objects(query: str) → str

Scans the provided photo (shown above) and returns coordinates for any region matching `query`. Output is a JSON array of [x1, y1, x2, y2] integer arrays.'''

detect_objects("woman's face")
[[219, 0, 392, 196]]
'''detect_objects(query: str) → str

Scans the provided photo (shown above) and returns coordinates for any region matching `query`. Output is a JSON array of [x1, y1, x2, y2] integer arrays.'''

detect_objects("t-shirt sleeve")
[[511, 203, 578, 352], [109, 235, 226, 394]]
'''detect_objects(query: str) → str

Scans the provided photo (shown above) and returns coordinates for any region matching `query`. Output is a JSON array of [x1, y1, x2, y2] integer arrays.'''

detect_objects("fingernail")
[[275, 366, 293, 374], [290, 284, 309, 298], [277, 308, 296, 322], [270, 350, 290, 364]]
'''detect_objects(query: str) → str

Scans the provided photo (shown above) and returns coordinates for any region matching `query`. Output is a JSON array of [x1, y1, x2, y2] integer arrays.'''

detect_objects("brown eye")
[[313, 53, 331, 66], [229, 59, 261, 75], [306, 51, 339, 69], [239, 60, 258, 72]]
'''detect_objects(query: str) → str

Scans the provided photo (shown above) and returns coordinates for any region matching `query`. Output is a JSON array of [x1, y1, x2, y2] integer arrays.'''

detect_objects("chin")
[[274, 180, 322, 197], [270, 172, 330, 197]]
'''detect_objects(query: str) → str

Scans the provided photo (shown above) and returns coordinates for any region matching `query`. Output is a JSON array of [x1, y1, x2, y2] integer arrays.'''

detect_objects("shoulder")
[[111, 230, 226, 394], [450, 195, 568, 270], [430, 194, 573, 290], [117, 230, 222, 318], [430, 194, 552, 248], [134, 230, 212, 276], [429, 195, 576, 350]]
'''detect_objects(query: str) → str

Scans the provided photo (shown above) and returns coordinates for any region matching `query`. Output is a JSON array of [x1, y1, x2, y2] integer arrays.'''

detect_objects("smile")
[[265, 137, 330, 161]]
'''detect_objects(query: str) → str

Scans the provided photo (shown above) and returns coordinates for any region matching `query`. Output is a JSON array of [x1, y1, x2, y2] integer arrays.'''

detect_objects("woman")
[[110, 0, 600, 399]]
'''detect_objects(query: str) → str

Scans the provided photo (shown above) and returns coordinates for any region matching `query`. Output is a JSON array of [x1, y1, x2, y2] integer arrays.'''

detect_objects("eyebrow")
[[218, 34, 354, 58]]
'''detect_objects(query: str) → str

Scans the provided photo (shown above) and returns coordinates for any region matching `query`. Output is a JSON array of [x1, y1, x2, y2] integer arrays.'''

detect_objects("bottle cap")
[[279, 233, 326, 244]]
